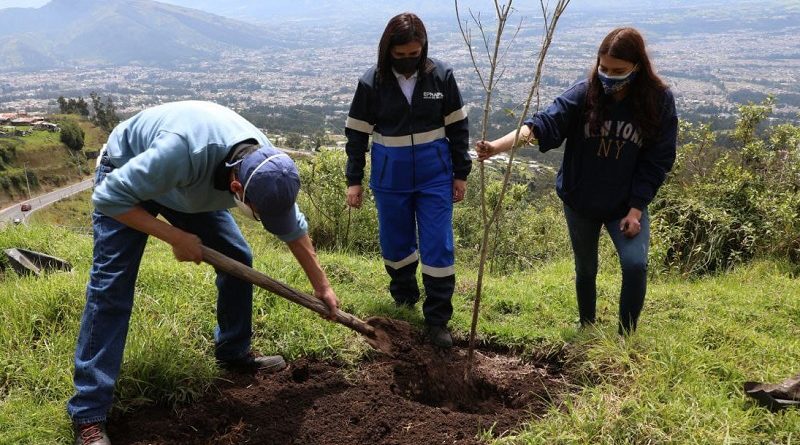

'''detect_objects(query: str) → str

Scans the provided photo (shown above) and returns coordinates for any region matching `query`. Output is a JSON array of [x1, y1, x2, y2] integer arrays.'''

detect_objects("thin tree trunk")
[[456, 0, 571, 377]]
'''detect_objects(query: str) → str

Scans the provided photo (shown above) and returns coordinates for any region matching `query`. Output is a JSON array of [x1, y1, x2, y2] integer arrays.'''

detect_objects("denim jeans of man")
[[68, 157, 254, 425], [563, 204, 650, 334]]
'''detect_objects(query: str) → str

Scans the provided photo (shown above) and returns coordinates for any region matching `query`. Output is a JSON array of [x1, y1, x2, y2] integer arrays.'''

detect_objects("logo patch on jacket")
[[423, 92, 444, 100]]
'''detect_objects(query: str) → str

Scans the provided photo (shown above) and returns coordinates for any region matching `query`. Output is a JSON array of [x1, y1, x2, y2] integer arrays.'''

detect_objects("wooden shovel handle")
[[200, 246, 375, 338]]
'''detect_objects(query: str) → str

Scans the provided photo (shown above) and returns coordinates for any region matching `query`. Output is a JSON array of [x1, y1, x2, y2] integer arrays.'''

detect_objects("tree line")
[[57, 92, 120, 133]]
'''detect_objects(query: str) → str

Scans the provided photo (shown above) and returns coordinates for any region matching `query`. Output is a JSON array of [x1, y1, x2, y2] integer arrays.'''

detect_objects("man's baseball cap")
[[238, 146, 302, 237]]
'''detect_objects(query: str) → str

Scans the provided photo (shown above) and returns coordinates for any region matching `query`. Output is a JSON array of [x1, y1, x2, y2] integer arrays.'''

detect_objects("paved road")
[[0, 178, 94, 227]]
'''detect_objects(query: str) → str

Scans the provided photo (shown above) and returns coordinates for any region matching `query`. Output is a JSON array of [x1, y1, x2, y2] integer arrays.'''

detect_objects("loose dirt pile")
[[109, 318, 572, 445]]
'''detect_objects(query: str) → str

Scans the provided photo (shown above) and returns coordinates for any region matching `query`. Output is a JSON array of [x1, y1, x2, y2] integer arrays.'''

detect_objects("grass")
[[48, 114, 107, 152], [17, 129, 62, 151], [1, 210, 799, 444]]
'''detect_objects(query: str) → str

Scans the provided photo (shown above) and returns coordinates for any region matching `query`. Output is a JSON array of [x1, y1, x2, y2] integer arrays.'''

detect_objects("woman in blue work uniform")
[[344, 12, 471, 348], [477, 27, 677, 335]]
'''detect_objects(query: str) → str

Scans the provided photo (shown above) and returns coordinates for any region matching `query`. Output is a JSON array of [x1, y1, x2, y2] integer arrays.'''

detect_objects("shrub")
[[0, 139, 19, 169], [453, 165, 568, 274], [296, 98, 800, 278], [59, 118, 85, 151], [295, 149, 380, 253], [651, 98, 800, 275]]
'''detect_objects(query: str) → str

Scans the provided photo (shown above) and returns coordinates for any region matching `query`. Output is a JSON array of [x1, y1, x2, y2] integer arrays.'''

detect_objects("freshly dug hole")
[[110, 318, 574, 445], [376, 317, 553, 414], [392, 360, 511, 413]]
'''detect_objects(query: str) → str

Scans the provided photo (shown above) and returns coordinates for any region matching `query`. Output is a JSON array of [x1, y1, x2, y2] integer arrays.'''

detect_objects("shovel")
[[201, 246, 392, 354], [744, 374, 800, 412]]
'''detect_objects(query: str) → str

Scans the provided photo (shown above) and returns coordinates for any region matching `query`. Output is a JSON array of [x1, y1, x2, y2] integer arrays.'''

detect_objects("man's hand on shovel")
[[286, 233, 340, 321], [314, 286, 339, 320]]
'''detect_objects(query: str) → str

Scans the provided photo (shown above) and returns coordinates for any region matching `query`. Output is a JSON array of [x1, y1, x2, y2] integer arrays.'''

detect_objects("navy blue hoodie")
[[525, 80, 677, 221]]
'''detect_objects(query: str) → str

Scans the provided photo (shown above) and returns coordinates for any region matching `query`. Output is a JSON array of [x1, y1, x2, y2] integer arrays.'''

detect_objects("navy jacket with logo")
[[344, 58, 471, 192], [525, 80, 677, 221]]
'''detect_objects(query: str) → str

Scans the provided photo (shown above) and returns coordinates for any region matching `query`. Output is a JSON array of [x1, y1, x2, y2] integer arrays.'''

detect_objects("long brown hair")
[[585, 27, 668, 141], [376, 12, 434, 83]]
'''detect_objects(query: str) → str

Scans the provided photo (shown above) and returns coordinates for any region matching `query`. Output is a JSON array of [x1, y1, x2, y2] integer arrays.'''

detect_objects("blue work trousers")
[[373, 181, 455, 326]]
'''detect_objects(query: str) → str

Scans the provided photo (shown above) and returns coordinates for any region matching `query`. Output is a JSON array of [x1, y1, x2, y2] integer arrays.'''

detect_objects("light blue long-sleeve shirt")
[[92, 100, 308, 242]]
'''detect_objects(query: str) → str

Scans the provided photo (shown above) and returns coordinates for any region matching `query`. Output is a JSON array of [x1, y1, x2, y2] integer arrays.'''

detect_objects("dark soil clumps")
[[109, 318, 572, 445]]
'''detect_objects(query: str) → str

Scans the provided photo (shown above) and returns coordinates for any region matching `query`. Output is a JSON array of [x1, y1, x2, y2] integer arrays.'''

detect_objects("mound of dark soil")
[[109, 318, 571, 445]]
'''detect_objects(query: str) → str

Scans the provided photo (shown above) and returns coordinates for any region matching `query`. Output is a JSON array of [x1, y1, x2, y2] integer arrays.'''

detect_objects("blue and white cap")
[[238, 146, 305, 240]]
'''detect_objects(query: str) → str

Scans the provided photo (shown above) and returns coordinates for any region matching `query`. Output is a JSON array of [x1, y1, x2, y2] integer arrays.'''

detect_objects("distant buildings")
[[0, 112, 59, 135]]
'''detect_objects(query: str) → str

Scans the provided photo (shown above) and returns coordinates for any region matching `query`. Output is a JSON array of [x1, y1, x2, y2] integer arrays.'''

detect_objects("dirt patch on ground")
[[109, 318, 573, 445]]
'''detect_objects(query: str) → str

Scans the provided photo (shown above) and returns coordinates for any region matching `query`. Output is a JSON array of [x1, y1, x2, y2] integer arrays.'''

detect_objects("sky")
[[0, 0, 771, 12], [0, 0, 46, 6]]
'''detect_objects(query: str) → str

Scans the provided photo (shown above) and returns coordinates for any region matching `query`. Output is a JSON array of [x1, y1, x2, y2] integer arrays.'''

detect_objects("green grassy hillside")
[[1, 218, 798, 444], [0, 116, 104, 208], [3, 102, 799, 443]]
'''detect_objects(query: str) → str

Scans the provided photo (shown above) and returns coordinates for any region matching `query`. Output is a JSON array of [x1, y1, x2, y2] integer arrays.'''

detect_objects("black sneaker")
[[74, 422, 110, 445], [426, 325, 453, 349], [218, 353, 286, 373]]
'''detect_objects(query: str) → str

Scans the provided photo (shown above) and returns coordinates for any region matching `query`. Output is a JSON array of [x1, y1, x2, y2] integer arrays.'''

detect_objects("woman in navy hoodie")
[[477, 27, 677, 334]]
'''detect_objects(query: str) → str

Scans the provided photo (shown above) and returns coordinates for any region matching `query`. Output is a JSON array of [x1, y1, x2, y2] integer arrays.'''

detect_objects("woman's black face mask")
[[391, 55, 420, 75]]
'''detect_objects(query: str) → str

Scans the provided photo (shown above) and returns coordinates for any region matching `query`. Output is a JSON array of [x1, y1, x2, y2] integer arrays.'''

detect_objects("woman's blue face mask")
[[597, 65, 638, 94]]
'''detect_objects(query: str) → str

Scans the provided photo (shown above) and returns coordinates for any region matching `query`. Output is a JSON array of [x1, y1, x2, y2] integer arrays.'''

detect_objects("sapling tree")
[[455, 0, 570, 375]]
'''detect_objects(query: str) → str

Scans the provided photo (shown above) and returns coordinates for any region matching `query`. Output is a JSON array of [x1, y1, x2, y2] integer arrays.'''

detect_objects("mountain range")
[[1, 0, 797, 72], [0, 0, 280, 71]]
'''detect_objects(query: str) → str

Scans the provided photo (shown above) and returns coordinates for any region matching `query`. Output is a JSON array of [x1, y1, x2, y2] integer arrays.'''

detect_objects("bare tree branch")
[[470, 9, 494, 65], [455, 0, 487, 92], [497, 15, 524, 68], [462, 0, 571, 377]]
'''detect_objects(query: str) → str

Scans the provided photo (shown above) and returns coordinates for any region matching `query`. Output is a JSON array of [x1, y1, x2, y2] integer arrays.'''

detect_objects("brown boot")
[[74, 422, 110, 445], [218, 353, 286, 373]]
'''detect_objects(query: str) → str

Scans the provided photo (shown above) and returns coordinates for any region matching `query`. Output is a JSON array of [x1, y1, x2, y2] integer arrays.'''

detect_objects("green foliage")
[[284, 132, 304, 149], [2, 222, 800, 444], [241, 104, 333, 136], [89, 92, 120, 133], [0, 139, 19, 171], [5, 99, 800, 444], [293, 97, 800, 277], [295, 149, 380, 253], [56, 96, 90, 117], [0, 167, 37, 197], [732, 95, 775, 147], [294, 150, 566, 273], [652, 97, 800, 275], [309, 131, 331, 151], [58, 118, 85, 151], [454, 164, 569, 274]]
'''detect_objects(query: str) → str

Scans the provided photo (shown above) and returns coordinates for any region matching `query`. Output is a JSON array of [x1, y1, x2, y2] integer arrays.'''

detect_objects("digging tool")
[[201, 245, 393, 354], [745, 374, 800, 411], [3, 247, 72, 276]]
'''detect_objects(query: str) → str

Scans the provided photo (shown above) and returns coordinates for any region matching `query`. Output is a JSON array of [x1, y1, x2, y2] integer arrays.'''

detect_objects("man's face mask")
[[231, 153, 289, 221], [597, 65, 638, 94], [233, 189, 259, 221], [391, 55, 420, 75]]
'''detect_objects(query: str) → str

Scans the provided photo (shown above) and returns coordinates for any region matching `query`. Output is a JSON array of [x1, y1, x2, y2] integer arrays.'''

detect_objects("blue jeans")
[[563, 204, 650, 334], [68, 157, 254, 425]]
